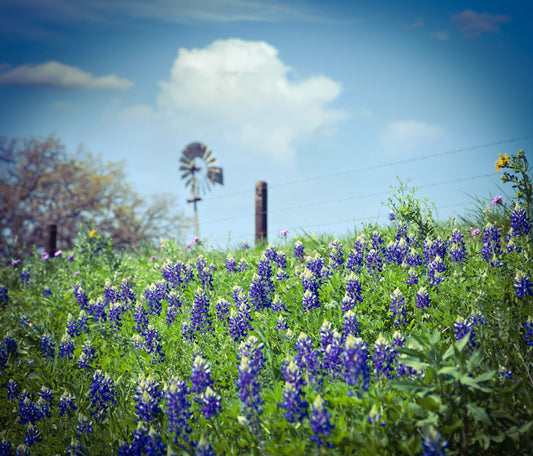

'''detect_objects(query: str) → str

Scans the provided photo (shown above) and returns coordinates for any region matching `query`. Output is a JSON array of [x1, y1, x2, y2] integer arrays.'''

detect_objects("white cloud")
[[120, 39, 345, 163], [0, 61, 133, 89], [430, 31, 450, 41], [451, 9, 511, 39], [382, 120, 445, 155]]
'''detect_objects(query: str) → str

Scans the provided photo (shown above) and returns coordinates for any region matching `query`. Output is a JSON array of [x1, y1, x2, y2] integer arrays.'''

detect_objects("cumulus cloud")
[[451, 9, 511, 39], [382, 120, 445, 155], [0, 61, 133, 89], [122, 39, 344, 163]]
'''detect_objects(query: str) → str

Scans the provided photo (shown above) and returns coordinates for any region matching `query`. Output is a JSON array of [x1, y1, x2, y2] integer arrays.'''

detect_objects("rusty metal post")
[[46, 222, 57, 257], [255, 181, 267, 245]]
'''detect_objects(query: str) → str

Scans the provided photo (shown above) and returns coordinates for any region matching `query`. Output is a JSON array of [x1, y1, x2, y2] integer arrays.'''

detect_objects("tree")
[[0, 134, 184, 258]]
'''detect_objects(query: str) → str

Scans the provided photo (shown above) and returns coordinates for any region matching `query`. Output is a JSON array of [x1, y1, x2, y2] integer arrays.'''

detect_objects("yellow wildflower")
[[495, 152, 510, 171], [89, 229, 96, 238]]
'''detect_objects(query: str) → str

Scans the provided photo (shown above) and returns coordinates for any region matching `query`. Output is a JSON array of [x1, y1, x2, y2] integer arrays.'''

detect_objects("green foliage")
[[1, 176, 532, 455]]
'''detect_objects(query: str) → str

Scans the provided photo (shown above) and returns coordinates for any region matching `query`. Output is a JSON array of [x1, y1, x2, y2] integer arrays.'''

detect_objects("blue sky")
[[1, 0, 532, 247]]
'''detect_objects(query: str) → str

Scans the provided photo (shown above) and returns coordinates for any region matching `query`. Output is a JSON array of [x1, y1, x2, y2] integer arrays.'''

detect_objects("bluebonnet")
[[301, 270, 320, 313], [448, 229, 467, 262], [275, 267, 289, 282], [0, 347, 7, 373], [481, 223, 503, 266], [366, 248, 384, 276], [7, 379, 19, 401], [309, 395, 334, 448], [341, 294, 355, 312], [343, 310, 360, 337], [196, 436, 216, 456], [274, 250, 287, 270], [279, 359, 308, 423], [421, 426, 448, 456], [498, 366, 513, 380], [342, 335, 370, 392], [395, 221, 407, 240], [510, 204, 531, 236], [407, 266, 419, 285], [371, 231, 385, 253], [427, 256, 446, 287], [226, 254, 238, 273], [19, 315, 31, 328], [165, 377, 193, 445], [0, 285, 8, 303], [134, 377, 163, 422], [144, 325, 165, 364], [514, 270, 533, 299], [16, 443, 30, 456], [505, 234, 520, 253], [236, 336, 265, 431], [131, 334, 145, 351], [145, 281, 168, 317], [66, 313, 81, 337], [322, 329, 344, 379], [134, 302, 149, 334], [103, 281, 120, 306], [24, 423, 42, 446], [166, 291, 181, 325], [88, 297, 107, 322], [423, 237, 447, 264], [524, 316, 533, 346], [347, 236, 366, 273], [250, 273, 271, 311], [328, 239, 344, 269], [67, 439, 85, 456], [120, 279, 136, 307], [89, 370, 116, 421], [197, 386, 222, 420], [4, 333, 16, 356], [38, 386, 53, 418], [265, 244, 278, 261], [162, 261, 192, 290], [346, 272, 363, 303], [43, 286, 53, 296], [373, 335, 396, 379], [59, 333, 75, 359], [0, 440, 13, 455], [294, 240, 305, 260], [295, 333, 321, 387], [454, 314, 486, 354], [390, 288, 408, 327], [21, 269, 31, 286], [73, 285, 89, 310], [272, 295, 287, 311], [41, 334, 55, 359], [18, 390, 42, 424], [306, 254, 325, 275], [416, 287, 431, 309], [215, 299, 230, 323], [76, 413, 94, 437], [58, 392, 77, 416], [368, 404, 386, 427], [275, 314, 289, 331], [190, 356, 214, 394], [108, 302, 124, 330], [144, 427, 166, 456], [386, 238, 408, 266], [238, 259, 248, 272], [77, 340, 95, 369], [228, 300, 253, 343], [406, 246, 423, 267], [189, 287, 213, 337], [77, 310, 90, 334]]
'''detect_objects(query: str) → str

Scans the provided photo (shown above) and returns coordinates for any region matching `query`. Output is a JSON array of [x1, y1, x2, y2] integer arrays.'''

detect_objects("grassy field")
[[1, 156, 532, 455]]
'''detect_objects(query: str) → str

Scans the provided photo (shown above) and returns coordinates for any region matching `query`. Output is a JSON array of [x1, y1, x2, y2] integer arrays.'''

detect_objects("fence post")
[[46, 222, 57, 257], [255, 181, 267, 245]]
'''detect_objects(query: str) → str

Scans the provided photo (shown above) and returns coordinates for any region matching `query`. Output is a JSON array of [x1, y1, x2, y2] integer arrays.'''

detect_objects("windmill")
[[179, 142, 223, 238]]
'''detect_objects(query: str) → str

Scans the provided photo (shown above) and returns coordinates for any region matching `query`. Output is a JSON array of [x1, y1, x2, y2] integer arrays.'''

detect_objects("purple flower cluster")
[[236, 350, 264, 432], [166, 291, 182, 325], [510, 204, 531, 236], [524, 316, 533, 346], [294, 240, 305, 260], [343, 310, 360, 337], [215, 298, 230, 323], [390, 288, 408, 327], [134, 377, 163, 422], [514, 270, 533, 299], [18, 390, 43, 425], [454, 314, 486, 354], [190, 354, 221, 421], [73, 285, 89, 310], [416, 287, 431, 309], [279, 359, 308, 423], [165, 377, 193, 447], [309, 395, 334, 448], [41, 334, 55, 359], [59, 333, 75, 359], [184, 287, 213, 340], [373, 335, 396, 379], [427, 256, 446, 287], [144, 325, 165, 364], [295, 333, 321, 387], [0, 285, 8, 303], [481, 223, 503, 266], [58, 392, 77, 416], [77, 340, 95, 369], [161, 260, 193, 290], [347, 237, 366, 273], [120, 279, 136, 307], [423, 237, 447, 264], [342, 335, 370, 392], [328, 239, 344, 269], [319, 321, 344, 378], [89, 370, 116, 421], [421, 426, 448, 456], [144, 281, 168, 317], [228, 290, 253, 342], [386, 238, 408, 266], [225, 254, 237, 273]]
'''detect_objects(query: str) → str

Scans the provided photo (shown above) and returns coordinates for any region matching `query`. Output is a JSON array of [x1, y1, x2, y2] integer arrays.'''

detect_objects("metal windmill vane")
[[179, 142, 223, 238]]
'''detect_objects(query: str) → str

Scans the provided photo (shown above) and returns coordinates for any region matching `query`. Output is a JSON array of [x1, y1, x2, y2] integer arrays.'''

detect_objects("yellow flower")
[[495, 152, 510, 171], [89, 229, 96, 238]]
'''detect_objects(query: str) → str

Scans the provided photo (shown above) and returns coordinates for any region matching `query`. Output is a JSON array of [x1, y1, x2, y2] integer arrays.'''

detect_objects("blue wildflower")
[[59, 334, 75, 359], [134, 377, 162, 423], [342, 335, 370, 392], [41, 334, 55, 359], [309, 395, 334, 448], [7, 379, 19, 401], [421, 426, 448, 456], [343, 310, 360, 337], [524, 317, 533, 346], [89, 370, 116, 421], [510, 204, 531, 236], [416, 287, 431, 309], [294, 240, 305, 260], [514, 270, 533, 299], [165, 377, 193, 445], [77, 340, 95, 369], [58, 392, 77, 416], [390, 288, 408, 327]]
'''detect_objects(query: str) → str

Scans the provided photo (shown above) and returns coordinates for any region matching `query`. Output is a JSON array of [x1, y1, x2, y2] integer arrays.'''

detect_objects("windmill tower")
[[179, 142, 223, 238]]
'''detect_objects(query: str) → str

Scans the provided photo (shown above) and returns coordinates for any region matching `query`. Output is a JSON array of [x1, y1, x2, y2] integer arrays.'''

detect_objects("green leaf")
[[437, 366, 461, 380], [389, 380, 433, 395], [417, 395, 442, 413], [458, 375, 492, 392], [466, 403, 491, 425]]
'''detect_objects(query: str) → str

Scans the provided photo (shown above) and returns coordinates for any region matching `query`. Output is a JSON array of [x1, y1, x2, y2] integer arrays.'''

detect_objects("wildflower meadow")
[[1, 152, 532, 455]]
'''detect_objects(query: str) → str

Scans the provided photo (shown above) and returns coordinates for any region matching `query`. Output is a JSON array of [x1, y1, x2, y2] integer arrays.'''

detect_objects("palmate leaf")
[[466, 403, 491, 425]]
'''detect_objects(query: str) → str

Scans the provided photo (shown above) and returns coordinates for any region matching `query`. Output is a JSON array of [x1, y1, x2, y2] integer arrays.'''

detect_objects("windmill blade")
[[179, 164, 193, 173], [207, 167, 223, 185], [183, 142, 207, 160], [179, 156, 193, 166], [181, 171, 192, 180], [202, 149, 217, 165]]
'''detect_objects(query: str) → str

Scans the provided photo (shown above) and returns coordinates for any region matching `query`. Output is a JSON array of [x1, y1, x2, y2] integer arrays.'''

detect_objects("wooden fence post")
[[255, 181, 267, 245], [46, 222, 57, 257]]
